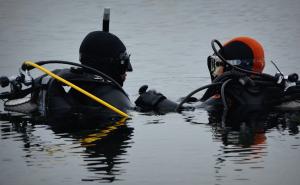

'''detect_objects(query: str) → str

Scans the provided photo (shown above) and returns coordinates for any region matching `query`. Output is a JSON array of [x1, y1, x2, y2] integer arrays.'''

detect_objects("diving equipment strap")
[[23, 61, 129, 118]]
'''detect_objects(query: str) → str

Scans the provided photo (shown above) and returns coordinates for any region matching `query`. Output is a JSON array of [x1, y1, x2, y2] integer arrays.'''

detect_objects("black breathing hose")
[[21, 60, 127, 96], [220, 79, 232, 111], [176, 82, 223, 112], [219, 79, 232, 127]]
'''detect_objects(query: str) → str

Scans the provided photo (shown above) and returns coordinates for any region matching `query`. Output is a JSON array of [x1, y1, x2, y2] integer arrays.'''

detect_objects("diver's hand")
[[135, 85, 166, 112]]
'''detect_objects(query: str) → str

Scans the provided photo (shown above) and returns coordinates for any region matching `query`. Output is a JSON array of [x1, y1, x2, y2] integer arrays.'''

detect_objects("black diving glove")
[[135, 85, 167, 112]]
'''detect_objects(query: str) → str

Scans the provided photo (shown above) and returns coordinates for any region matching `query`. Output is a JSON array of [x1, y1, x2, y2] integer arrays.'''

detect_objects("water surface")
[[1, 0, 300, 185]]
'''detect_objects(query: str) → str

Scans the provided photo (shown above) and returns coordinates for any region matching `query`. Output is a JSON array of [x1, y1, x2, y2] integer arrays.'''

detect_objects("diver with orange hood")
[[135, 36, 300, 114]]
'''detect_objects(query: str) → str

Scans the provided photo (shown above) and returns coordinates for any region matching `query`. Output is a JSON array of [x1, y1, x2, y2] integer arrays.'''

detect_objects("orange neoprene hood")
[[224, 36, 265, 73]]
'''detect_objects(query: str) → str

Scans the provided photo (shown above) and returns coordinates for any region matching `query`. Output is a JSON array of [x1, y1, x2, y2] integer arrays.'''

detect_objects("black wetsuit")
[[31, 68, 132, 127]]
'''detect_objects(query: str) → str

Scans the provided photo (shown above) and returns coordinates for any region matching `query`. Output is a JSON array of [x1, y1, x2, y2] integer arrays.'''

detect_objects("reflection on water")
[[76, 118, 134, 182], [0, 116, 134, 183], [1, 108, 300, 184], [183, 108, 300, 184]]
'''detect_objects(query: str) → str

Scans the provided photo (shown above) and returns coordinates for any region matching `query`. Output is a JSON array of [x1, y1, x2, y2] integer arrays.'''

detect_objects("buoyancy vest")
[[32, 68, 132, 126]]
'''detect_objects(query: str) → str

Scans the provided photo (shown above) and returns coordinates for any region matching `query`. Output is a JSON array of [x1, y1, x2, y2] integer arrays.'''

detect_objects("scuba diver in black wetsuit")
[[0, 9, 137, 127], [0, 30, 134, 127], [135, 36, 300, 115], [47, 31, 134, 123]]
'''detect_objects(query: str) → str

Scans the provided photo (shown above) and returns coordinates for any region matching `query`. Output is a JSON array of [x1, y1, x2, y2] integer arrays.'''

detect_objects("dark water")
[[1, 0, 300, 185]]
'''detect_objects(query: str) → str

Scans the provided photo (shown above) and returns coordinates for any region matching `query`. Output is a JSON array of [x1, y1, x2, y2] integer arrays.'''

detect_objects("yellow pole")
[[24, 61, 129, 118]]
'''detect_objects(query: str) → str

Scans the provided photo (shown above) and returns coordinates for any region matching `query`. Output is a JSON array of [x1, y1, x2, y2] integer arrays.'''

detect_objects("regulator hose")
[[23, 61, 129, 118], [220, 79, 232, 111], [176, 82, 223, 112], [21, 60, 127, 96]]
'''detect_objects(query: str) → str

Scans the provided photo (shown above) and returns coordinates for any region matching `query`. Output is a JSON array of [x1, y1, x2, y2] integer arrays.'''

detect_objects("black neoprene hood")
[[79, 31, 126, 61]]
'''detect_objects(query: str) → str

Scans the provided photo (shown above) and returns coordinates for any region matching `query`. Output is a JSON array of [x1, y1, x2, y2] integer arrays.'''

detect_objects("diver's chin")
[[121, 73, 127, 80], [120, 73, 127, 83]]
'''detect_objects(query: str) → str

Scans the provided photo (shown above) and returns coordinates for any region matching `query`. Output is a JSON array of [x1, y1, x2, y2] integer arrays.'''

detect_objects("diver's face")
[[212, 66, 224, 77], [208, 55, 224, 79]]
